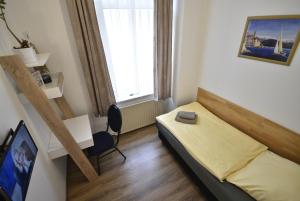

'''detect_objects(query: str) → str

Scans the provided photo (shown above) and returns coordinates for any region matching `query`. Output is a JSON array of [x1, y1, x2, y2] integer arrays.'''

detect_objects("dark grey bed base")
[[156, 121, 255, 201]]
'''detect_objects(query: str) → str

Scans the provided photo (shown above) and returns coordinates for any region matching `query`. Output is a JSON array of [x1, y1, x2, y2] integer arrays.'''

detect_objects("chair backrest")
[[107, 104, 122, 133]]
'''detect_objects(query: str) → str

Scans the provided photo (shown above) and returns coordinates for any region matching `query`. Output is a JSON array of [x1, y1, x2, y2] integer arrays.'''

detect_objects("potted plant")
[[0, 0, 37, 64]]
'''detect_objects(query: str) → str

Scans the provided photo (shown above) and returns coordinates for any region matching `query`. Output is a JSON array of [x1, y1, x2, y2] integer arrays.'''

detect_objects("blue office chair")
[[87, 104, 126, 174]]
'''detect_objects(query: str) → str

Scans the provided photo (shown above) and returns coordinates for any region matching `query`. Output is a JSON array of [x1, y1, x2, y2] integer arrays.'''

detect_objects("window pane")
[[94, 0, 154, 102]]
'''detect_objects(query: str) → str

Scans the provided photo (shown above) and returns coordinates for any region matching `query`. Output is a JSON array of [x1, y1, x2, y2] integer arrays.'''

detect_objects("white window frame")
[[117, 94, 155, 108], [94, 0, 155, 105]]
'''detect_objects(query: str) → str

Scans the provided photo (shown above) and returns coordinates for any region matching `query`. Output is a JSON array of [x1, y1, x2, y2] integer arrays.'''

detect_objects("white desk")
[[48, 115, 94, 159]]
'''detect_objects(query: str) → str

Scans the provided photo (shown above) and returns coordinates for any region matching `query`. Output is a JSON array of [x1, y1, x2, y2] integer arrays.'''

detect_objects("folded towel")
[[178, 111, 196, 120], [175, 113, 197, 124]]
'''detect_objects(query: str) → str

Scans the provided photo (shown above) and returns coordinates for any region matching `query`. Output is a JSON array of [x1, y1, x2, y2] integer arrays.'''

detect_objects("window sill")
[[117, 94, 155, 108]]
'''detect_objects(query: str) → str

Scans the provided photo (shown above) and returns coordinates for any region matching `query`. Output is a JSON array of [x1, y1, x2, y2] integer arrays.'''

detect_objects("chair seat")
[[87, 131, 115, 156]]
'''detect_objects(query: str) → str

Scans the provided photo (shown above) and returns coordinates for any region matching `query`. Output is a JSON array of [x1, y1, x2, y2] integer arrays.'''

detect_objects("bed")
[[156, 88, 300, 201]]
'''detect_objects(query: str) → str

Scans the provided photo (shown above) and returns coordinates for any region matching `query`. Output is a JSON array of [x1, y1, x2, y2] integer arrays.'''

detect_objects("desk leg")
[[54, 96, 75, 119]]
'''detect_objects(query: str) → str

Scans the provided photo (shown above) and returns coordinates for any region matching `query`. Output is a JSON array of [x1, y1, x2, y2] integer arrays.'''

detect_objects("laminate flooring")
[[67, 125, 216, 201]]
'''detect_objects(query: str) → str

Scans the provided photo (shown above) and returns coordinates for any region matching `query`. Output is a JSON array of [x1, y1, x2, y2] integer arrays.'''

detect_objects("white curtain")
[[94, 0, 154, 102]]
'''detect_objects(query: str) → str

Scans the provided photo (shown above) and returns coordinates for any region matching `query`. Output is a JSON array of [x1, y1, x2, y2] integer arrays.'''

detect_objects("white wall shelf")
[[41, 72, 64, 99], [25, 53, 50, 68], [19, 72, 64, 103], [48, 115, 94, 159]]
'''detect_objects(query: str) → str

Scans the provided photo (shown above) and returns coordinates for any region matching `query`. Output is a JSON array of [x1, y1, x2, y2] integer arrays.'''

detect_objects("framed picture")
[[238, 15, 300, 66]]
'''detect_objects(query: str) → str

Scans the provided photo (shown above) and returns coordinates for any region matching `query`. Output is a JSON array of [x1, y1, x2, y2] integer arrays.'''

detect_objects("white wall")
[[174, 0, 300, 133], [0, 1, 68, 201], [4, 0, 300, 134], [0, 67, 66, 201], [172, 0, 210, 107], [5, 0, 92, 116], [199, 0, 300, 133]]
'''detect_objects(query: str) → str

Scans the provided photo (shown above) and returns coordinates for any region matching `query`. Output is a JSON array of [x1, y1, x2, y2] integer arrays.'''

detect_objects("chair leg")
[[96, 156, 101, 175], [115, 147, 126, 161]]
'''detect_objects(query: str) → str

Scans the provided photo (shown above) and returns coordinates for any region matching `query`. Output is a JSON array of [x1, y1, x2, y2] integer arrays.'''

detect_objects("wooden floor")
[[67, 125, 216, 201]]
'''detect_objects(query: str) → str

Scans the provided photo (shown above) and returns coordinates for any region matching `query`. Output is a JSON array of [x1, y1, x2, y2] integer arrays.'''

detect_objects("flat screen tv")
[[0, 121, 38, 201]]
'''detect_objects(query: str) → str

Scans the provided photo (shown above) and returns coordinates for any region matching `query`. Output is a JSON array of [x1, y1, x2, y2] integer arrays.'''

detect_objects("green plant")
[[0, 0, 30, 48]]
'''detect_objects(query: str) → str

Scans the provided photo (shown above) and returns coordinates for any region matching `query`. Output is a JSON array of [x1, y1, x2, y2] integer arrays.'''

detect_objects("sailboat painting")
[[238, 15, 300, 66]]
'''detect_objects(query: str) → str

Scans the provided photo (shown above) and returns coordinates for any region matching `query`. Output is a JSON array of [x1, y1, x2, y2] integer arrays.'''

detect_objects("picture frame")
[[238, 15, 300, 66]]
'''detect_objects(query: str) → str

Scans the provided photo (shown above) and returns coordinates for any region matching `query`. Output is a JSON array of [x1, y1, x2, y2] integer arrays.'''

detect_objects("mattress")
[[156, 102, 267, 181], [156, 121, 255, 201]]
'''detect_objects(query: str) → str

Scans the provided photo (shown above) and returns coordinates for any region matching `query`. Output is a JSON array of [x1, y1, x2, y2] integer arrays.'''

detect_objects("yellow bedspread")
[[156, 102, 267, 181]]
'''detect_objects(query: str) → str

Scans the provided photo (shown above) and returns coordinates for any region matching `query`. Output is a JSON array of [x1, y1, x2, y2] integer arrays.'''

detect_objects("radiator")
[[120, 100, 164, 133]]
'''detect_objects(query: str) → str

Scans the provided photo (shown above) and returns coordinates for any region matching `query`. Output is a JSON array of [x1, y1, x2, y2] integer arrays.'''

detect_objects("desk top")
[[48, 114, 94, 159]]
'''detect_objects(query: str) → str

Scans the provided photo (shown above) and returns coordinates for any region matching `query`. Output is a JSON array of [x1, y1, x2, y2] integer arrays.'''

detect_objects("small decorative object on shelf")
[[42, 73, 52, 84], [18, 72, 63, 103], [34, 65, 52, 84], [0, 0, 37, 64], [40, 72, 64, 99], [31, 71, 44, 87], [13, 46, 37, 65]]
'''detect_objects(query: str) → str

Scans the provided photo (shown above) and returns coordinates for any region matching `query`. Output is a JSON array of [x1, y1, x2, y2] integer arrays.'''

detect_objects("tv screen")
[[0, 121, 38, 201]]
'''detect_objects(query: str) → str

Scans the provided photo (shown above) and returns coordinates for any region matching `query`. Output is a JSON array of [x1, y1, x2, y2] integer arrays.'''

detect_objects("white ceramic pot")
[[14, 47, 37, 65]]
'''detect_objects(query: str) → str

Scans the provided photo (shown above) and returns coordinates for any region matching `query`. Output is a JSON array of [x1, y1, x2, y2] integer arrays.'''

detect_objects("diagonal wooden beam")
[[0, 55, 98, 182], [55, 96, 75, 120]]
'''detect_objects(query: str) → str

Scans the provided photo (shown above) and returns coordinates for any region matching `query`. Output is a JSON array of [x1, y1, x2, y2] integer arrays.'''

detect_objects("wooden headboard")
[[197, 88, 300, 164]]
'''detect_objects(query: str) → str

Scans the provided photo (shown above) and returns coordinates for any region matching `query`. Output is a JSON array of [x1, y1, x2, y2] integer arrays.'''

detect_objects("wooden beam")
[[197, 87, 300, 164], [55, 96, 75, 119], [0, 55, 98, 181]]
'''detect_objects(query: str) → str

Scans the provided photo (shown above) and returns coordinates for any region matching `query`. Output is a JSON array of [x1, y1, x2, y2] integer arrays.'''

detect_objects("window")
[[94, 0, 154, 103]]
